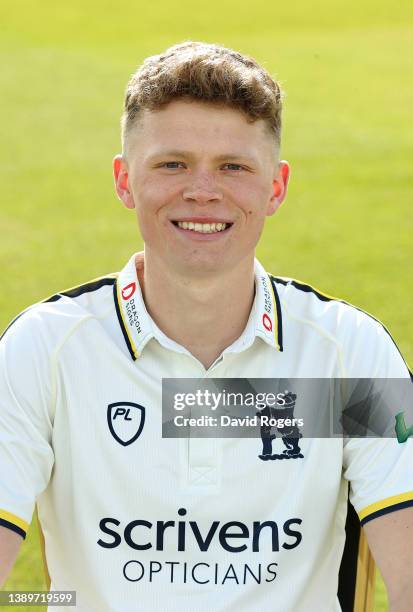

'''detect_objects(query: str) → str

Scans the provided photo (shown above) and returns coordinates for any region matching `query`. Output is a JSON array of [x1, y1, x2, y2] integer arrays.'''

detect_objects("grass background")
[[1, 0, 412, 609]]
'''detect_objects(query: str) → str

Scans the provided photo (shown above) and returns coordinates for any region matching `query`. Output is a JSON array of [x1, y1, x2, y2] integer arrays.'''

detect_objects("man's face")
[[114, 99, 289, 276]]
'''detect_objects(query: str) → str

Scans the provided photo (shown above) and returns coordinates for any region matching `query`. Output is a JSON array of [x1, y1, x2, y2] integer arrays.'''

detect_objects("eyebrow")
[[146, 150, 258, 164]]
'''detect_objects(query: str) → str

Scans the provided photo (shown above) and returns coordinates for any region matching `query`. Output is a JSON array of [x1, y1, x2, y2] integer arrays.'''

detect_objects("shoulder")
[[269, 274, 380, 332], [0, 274, 119, 415], [269, 274, 411, 378], [1, 273, 118, 353]]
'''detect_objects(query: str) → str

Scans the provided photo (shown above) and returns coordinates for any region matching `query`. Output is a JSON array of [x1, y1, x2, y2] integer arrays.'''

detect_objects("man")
[[0, 41, 412, 611]]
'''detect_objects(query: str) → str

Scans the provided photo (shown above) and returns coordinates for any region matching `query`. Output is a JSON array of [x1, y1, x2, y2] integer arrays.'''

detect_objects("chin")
[[173, 253, 231, 275]]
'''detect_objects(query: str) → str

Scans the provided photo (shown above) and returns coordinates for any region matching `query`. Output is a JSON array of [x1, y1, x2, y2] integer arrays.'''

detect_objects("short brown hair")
[[121, 41, 283, 152]]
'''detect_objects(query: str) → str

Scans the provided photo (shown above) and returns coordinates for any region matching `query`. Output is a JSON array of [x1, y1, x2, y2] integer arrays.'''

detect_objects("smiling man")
[[0, 42, 412, 611], [114, 95, 289, 368]]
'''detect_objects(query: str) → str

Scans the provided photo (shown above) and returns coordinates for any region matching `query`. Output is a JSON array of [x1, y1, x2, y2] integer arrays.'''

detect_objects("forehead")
[[126, 99, 275, 159]]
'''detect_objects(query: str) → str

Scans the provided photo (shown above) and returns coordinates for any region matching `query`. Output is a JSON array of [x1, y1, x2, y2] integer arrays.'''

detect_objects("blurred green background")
[[1, 0, 412, 609]]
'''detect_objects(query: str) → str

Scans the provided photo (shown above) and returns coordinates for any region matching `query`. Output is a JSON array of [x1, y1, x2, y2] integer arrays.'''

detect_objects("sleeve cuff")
[[358, 491, 413, 526], [0, 509, 29, 539]]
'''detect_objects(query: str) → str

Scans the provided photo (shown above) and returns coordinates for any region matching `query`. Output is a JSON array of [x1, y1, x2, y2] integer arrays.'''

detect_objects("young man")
[[0, 42, 412, 611]]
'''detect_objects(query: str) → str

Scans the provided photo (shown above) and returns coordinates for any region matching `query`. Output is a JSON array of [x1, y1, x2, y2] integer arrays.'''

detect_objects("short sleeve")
[[0, 311, 55, 539], [342, 313, 413, 525]]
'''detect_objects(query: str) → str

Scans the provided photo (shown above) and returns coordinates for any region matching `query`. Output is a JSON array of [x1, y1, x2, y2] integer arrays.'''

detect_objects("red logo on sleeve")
[[122, 282, 136, 301]]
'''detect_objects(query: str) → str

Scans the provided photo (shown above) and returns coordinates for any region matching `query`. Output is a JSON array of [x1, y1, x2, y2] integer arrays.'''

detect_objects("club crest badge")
[[258, 391, 304, 461]]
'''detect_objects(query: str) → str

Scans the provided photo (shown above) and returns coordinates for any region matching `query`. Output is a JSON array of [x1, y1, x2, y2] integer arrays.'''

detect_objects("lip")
[[170, 219, 233, 240], [171, 217, 233, 224]]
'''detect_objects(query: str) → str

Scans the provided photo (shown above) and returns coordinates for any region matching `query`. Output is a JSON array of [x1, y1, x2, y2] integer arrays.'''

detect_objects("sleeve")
[[0, 311, 55, 539], [342, 312, 413, 526]]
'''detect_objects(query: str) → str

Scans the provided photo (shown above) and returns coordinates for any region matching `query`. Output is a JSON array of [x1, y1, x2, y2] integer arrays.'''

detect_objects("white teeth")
[[176, 221, 229, 233]]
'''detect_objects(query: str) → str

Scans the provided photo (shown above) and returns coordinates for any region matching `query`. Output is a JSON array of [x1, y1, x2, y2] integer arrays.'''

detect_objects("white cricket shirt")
[[0, 253, 412, 611]]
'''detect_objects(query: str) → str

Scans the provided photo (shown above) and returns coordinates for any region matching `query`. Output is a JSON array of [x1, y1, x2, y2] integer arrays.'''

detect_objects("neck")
[[138, 251, 256, 369]]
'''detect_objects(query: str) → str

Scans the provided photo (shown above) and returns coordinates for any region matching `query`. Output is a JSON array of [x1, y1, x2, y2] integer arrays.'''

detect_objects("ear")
[[266, 160, 290, 216], [113, 154, 135, 209]]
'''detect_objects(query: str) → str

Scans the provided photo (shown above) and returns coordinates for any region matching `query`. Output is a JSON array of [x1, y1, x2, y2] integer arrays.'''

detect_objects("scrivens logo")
[[122, 282, 136, 301], [97, 507, 302, 586]]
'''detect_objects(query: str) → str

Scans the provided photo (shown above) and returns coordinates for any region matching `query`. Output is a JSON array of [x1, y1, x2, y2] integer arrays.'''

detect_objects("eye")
[[160, 161, 186, 169], [222, 163, 245, 171]]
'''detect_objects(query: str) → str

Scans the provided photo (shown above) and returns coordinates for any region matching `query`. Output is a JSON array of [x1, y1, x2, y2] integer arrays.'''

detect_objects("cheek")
[[233, 179, 272, 217], [136, 176, 163, 207], [134, 176, 176, 220]]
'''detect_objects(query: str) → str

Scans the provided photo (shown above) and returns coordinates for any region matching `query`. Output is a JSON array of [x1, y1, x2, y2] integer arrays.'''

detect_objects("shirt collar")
[[114, 253, 283, 361], [252, 258, 283, 352], [113, 253, 153, 360]]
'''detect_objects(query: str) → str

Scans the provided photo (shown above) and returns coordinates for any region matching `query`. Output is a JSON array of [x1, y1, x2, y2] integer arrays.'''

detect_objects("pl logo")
[[107, 402, 145, 446]]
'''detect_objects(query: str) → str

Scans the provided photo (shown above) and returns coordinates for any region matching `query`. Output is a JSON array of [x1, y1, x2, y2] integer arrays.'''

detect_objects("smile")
[[172, 221, 232, 234]]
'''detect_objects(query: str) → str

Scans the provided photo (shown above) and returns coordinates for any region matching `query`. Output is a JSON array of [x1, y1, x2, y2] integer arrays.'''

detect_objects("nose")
[[182, 171, 223, 205]]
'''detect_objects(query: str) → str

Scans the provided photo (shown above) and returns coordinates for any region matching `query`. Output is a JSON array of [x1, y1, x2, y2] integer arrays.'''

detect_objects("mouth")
[[171, 220, 233, 234]]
